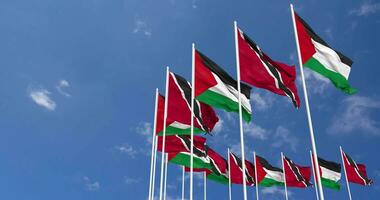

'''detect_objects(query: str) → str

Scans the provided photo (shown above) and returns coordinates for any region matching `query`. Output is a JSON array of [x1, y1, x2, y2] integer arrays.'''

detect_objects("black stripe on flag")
[[230, 153, 255, 185], [196, 49, 252, 99], [177, 135, 208, 159], [171, 72, 210, 133], [295, 12, 353, 67], [318, 157, 341, 173], [240, 31, 299, 108], [343, 152, 373, 185], [285, 157, 311, 187], [257, 155, 283, 172]]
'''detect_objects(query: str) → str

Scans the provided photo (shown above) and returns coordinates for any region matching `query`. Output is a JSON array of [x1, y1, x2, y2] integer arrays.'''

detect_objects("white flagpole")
[[159, 67, 170, 200], [234, 20, 248, 200], [190, 43, 195, 200], [253, 152, 259, 200], [281, 152, 289, 200], [204, 171, 207, 200], [290, 4, 325, 200], [340, 146, 353, 200], [151, 135, 158, 200], [148, 89, 159, 200], [163, 153, 168, 200], [182, 166, 185, 200], [228, 148, 232, 200], [309, 150, 319, 200]]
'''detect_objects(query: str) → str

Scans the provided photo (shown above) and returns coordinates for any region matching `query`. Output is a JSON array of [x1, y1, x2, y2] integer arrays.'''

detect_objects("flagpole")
[[281, 153, 289, 200], [204, 171, 207, 200], [151, 134, 158, 200], [340, 146, 353, 200], [148, 89, 159, 200], [190, 42, 195, 200], [253, 152, 259, 200], [164, 153, 168, 200], [228, 148, 232, 200], [234, 20, 248, 200], [290, 4, 325, 200], [159, 67, 170, 200], [182, 166, 185, 200], [309, 151, 319, 200]]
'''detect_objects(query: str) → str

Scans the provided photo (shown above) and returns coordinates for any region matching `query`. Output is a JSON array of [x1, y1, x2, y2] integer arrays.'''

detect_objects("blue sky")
[[0, 0, 379, 199]]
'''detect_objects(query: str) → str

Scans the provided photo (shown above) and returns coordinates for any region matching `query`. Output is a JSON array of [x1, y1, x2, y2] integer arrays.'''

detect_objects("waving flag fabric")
[[229, 152, 255, 186], [157, 135, 206, 153], [342, 150, 373, 186], [237, 27, 301, 108], [283, 156, 312, 188], [195, 49, 252, 122], [255, 155, 284, 187], [314, 157, 341, 190], [156, 72, 219, 136], [293, 11, 356, 94]]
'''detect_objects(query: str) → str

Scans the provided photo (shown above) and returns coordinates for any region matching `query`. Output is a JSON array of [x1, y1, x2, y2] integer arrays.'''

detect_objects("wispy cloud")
[[328, 96, 380, 135], [83, 176, 100, 191], [251, 92, 275, 111], [213, 119, 224, 134], [244, 122, 269, 140], [114, 143, 138, 158], [350, 1, 380, 16], [136, 122, 153, 143], [124, 177, 141, 184], [302, 68, 331, 94], [261, 187, 292, 197], [29, 88, 56, 111], [133, 19, 152, 37], [272, 126, 298, 152], [56, 79, 71, 97]]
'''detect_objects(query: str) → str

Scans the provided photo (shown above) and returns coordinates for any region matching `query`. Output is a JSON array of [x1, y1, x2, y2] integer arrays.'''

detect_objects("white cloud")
[[136, 122, 153, 143], [324, 28, 333, 39], [213, 119, 223, 134], [251, 92, 274, 111], [350, 1, 380, 16], [272, 126, 298, 152], [124, 177, 141, 184], [302, 68, 331, 94], [56, 79, 71, 97], [261, 187, 292, 197], [191, 0, 198, 8], [328, 96, 380, 135], [115, 144, 138, 158], [133, 19, 152, 37], [29, 88, 56, 111], [244, 122, 269, 140], [83, 176, 100, 191]]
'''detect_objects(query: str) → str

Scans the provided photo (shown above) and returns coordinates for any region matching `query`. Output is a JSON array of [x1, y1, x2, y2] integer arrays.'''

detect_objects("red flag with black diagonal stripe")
[[236, 26, 300, 108], [341, 149, 373, 186], [283, 156, 312, 188]]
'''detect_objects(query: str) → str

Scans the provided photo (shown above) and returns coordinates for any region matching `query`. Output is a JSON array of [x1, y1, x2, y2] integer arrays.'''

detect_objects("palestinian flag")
[[229, 152, 255, 186], [293, 11, 356, 94], [341, 150, 373, 186], [255, 155, 284, 187], [155, 94, 165, 135], [157, 135, 206, 153], [237, 27, 301, 108], [195, 49, 252, 122], [314, 157, 341, 190], [156, 72, 219, 136], [283, 156, 312, 188]]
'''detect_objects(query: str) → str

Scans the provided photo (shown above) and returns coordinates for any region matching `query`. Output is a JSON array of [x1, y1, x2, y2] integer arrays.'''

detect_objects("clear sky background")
[[0, 0, 379, 199]]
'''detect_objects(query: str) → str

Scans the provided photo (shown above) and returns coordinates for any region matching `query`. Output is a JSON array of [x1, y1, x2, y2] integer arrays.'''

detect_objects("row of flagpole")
[[145, 4, 358, 200]]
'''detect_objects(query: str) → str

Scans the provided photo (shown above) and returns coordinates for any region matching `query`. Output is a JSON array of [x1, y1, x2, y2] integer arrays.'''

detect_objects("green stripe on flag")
[[321, 177, 341, 190], [207, 173, 229, 185], [304, 57, 357, 94], [197, 90, 251, 122], [169, 153, 211, 170], [157, 127, 204, 136], [258, 178, 284, 187]]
